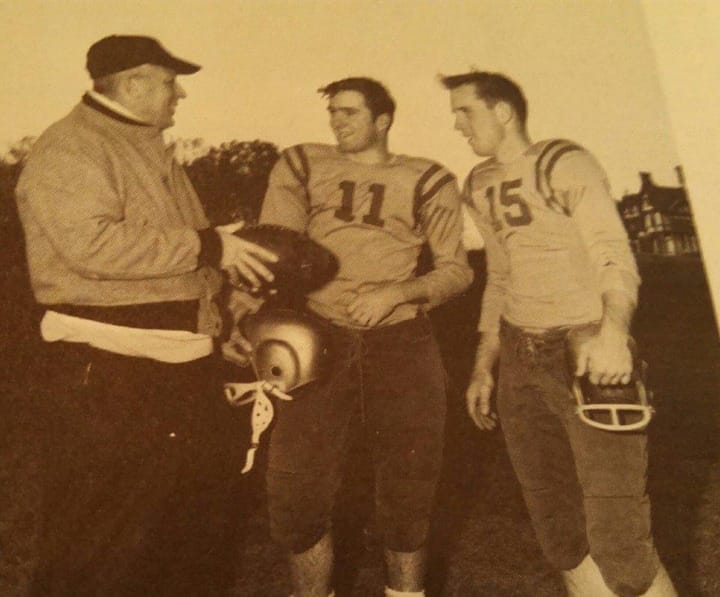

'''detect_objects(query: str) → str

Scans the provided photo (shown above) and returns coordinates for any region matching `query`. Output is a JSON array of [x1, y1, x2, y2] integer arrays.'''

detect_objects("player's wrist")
[[469, 368, 495, 395], [472, 355, 498, 379], [391, 281, 422, 307], [394, 283, 413, 306], [476, 331, 500, 358], [598, 319, 629, 343]]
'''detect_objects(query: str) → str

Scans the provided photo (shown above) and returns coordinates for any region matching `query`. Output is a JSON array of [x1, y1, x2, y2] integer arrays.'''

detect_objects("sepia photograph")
[[1, 1, 718, 596]]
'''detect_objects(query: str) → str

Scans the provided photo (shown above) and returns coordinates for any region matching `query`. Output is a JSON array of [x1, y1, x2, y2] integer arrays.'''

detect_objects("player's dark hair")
[[319, 77, 396, 127], [441, 71, 528, 126]]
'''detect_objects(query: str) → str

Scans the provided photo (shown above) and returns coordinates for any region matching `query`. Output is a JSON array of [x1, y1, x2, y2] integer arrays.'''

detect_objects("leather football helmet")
[[567, 327, 654, 432], [240, 308, 330, 393]]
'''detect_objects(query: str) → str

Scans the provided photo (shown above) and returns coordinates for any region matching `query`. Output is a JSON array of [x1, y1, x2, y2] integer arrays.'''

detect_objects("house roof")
[[620, 172, 689, 214]]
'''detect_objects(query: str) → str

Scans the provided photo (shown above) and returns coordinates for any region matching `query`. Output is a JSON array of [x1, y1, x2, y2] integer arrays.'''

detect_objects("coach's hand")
[[217, 222, 278, 291], [466, 367, 498, 431], [347, 285, 403, 328]]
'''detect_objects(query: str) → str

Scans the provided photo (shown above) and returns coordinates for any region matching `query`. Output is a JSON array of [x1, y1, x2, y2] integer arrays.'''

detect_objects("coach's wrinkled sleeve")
[[18, 142, 202, 280]]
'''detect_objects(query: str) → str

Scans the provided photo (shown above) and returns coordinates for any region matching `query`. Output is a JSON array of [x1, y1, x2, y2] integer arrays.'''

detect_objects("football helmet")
[[224, 308, 331, 473], [240, 307, 330, 393], [567, 327, 654, 432]]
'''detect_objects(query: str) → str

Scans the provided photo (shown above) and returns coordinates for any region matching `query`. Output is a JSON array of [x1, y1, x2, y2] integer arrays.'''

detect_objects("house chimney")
[[675, 165, 686, 188], [639, 172, 652, 188]]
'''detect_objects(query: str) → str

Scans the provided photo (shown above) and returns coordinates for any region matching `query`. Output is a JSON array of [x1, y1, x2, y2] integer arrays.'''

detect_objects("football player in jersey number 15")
[[257, 78, 472, 597], [443, 71, 676, 596]]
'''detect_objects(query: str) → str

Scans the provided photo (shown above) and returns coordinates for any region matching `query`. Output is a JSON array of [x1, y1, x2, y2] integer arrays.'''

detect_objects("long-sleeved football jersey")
[[260, 143, 472, 328], [463, 139, 640, 333]]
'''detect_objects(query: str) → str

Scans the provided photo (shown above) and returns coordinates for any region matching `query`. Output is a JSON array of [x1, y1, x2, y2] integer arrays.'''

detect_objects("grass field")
[[1, 252, 718, 596]]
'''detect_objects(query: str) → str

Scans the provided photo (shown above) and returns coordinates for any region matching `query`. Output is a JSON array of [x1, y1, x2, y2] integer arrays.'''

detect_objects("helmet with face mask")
[[567, 326, 654, 432]]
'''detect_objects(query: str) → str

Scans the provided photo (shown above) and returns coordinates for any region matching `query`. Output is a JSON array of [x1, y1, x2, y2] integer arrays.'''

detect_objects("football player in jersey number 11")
[[256, 78, 472, 597], [443, 71, 676, 596]]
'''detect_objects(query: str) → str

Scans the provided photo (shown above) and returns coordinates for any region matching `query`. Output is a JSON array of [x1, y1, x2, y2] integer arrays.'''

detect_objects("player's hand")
[[574, 325, 633, 386], [221, 324, 253, 367], [465, 367, 498, 430], [216, 222, 278, 291], [225, 287, 264, 325], [346, 286, 404, 327]]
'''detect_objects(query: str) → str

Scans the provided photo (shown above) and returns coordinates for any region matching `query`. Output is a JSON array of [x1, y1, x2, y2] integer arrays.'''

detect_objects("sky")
[[2, 0, 719, 314], [1, 0, 682, 196]]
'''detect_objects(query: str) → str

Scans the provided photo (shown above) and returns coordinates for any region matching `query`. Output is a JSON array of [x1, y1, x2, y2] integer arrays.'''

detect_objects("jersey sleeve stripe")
[[295, 145, 311, 184], [412, 164, 442, 224], [543, 143, 582, 215], [536, 140, 583, 216], [424, 204, 455, 242], [544, 143, 582, 183], [283, 149, 306, 187], [283, 145, 310, 187], [414, 164, 442, 201], [420, 174, 455, 205], [534, 139, 567, 196]]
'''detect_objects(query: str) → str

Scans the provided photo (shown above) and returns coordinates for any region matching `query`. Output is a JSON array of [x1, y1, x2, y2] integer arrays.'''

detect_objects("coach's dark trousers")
[[30, 341, 244, 597]]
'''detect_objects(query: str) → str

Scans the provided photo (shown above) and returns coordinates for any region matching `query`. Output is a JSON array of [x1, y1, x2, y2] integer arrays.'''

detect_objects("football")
[[233, 224, 339, 294]]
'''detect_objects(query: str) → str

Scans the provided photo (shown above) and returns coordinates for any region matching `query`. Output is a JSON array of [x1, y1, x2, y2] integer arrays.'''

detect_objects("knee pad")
[[593, 548, 660, 596], [266, 469, 334, 554], [270, 516, 330, 555], [380, 518, 429, 553]]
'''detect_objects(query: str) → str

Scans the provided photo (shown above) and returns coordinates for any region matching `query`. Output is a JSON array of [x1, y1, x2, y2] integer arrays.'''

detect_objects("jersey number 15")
[[486, 178, 532, 231]]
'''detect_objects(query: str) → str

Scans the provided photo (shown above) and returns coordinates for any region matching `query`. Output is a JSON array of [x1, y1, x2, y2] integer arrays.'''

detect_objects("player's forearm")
[[474, 289, 503, 375], [419, 184, 474, 306], [226, 288, 264, 325], [397, 262, 473, 307], [599, 289, 636, 337], [392, 277, 433, 305], [472, 332, 501, 376]]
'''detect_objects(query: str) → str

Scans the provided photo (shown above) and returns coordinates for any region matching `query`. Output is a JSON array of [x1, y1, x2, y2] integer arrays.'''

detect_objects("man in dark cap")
[[15, 35, 277, 595]]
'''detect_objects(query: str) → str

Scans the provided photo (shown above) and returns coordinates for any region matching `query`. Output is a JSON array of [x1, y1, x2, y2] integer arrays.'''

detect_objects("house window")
[[653, 212, 663, 229], [664, 236, 676, 255]]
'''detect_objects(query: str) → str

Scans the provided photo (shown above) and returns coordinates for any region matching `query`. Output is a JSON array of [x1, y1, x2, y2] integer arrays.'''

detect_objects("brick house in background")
[[618, 166, 699, 256]]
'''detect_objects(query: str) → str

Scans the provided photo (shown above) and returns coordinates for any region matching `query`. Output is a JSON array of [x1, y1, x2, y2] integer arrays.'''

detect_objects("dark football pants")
[[497, 320, 660, 597], [266, 315, 447, 554], [30, 342, 244, 597]]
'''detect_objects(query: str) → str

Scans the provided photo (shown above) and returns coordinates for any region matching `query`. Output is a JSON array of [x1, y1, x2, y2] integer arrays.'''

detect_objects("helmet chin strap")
[[224, 381, 293, 473]]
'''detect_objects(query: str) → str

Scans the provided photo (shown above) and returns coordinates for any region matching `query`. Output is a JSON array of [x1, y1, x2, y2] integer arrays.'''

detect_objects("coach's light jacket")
[[16, 95, 222, 334]]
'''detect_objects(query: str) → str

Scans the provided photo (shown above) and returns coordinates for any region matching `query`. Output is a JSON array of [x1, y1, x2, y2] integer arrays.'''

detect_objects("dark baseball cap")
[[86, 35, 201, 79]]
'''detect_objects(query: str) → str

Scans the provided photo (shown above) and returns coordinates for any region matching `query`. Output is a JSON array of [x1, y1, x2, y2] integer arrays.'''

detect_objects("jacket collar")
[[82, 92, 153, 127]]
